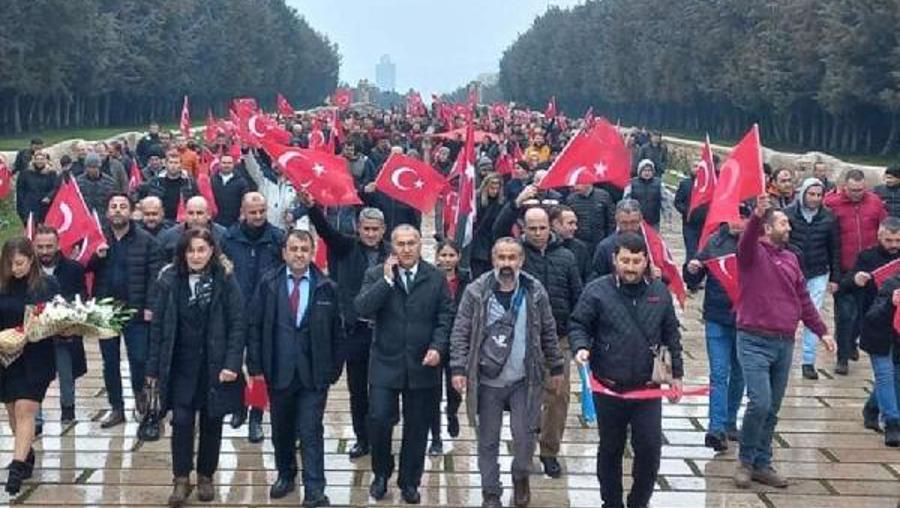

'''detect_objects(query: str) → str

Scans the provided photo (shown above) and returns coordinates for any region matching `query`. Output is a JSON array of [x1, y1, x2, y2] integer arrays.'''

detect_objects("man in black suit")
[[33, 225, 88, 426], [300, 189, 390, 459], [247, 229, 343, 508], [354, 225, 453, 504]]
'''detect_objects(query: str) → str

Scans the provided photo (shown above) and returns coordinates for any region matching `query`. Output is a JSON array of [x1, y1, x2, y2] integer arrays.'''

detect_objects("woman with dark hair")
[[0, 237, 59, 494], [471, 173, 506, 278], [428, 239, 469, 455], [146, 228, 246, 507]]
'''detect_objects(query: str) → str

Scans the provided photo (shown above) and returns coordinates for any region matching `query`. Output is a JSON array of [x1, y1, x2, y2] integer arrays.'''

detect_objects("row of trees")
[[499, 0, 900, 155], [0, 0, 340, 134]]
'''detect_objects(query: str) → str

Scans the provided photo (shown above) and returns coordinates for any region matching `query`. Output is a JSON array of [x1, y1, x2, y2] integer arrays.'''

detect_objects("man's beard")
[[497, 266, 516, 282]]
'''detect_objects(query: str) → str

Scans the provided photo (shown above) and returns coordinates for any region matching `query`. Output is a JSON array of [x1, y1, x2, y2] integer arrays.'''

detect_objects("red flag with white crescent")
[[538, 118, 630, 190], [642, 222, 687, 308], [703, 253, 739, 303], [0, 158, 12, 199], [688, 134, 717, 218], [374, 153, 447, 213], [44, 178, 105, 260], [276, 93, 295, 118], [260, 139, 361, 206], [699, 124, 765, 250], [128, 159, 143, 192]]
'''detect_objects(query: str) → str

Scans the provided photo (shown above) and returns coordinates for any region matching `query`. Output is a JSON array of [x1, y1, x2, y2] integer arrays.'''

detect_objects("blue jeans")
[[705, 321, 744, 434], [737, 331, 793, 469], [100, 320, 149, 411], [869, 352, 900, 423], [801, 275, 828, 365]]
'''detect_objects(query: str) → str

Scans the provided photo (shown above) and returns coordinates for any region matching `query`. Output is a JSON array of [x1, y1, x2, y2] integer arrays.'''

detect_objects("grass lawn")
[[0, 123, 178, 151], [0, 197, 22, 244]]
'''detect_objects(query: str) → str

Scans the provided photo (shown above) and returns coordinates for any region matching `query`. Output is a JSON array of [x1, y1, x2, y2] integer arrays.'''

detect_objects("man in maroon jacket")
[[733, 195, 835, 489]]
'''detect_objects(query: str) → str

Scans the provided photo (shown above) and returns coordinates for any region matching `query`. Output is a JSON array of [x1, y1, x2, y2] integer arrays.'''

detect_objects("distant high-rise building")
[[375, 55, 396, 92]]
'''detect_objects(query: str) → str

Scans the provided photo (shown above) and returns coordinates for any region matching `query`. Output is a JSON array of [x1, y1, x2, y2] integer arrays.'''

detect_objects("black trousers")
[[594, 395, 662, 508], [171, 406, 223, 478], [269, 377, 328, 494], [341, 323, 372, 444], [430, 362, 461, 440], [369, 385, 432, 489]]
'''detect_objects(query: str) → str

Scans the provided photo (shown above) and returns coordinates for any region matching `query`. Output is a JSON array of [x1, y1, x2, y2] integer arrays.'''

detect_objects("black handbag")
[[137, 379, 162, 442], [479, 289, 525, 379]]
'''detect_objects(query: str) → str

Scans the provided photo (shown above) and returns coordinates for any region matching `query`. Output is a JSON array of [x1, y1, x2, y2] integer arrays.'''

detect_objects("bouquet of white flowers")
[[0, 296, 135, 366]]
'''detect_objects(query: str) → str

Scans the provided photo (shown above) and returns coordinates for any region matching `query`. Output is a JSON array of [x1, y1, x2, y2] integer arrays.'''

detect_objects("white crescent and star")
[[391, 167, 419, 191], [695, 161, 709, 193], [594, 162, 608, 177], [248, 115, 264, 138]]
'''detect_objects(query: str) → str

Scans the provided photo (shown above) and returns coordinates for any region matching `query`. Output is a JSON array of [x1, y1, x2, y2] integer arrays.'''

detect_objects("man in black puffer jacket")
[[785, 178, 841, 379], [564, 183, 615, 253], [570, 232, 683, 508], [88, 193, 164, 429], [685, 220, 747, 452], [874, 165, 900, 218], [491, 199, 582, 478], [625, 160, 663, 229]]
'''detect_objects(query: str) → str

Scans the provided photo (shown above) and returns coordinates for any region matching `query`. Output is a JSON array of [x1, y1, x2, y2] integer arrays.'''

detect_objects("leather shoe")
[[801, 364, 819, 380], [269, 476, 296, 499], [101, 409, 126, 429], [247, 418, 266, 443], [348, 441, 369, 459], [369, 475, 388, 500], [834, 360, 849, 375], [447, 414, 460, 438], [302, 491, 331, 507], [481, 491, 502, 508], [401, 486, 421, 504], [850, 347, 860, 361], [230, 407, 247, 429], [539, 456, 562, 478]]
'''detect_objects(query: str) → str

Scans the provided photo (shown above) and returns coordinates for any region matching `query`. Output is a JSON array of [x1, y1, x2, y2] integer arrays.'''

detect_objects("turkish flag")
[[442, 189, 459, 239], [179, 95, 191, 140], [375, 154, 447, 213], [582, 107, 595, 129], [491, 102, 509, 121], [260, 139, 361, 206], [407, 91, 426, 117], [447, 110, 477, 247], [332, 88, 353, 108], [703, 253, 739, 303], [699, 124, 765, 250], [243, 377, 269, 410], [128, 159, 143, 192], [0, 159, 11, 199], [872, 258, 900, 288], [545, 96, 557, 119], [45, 178, 106, 259], [642, 222, 687, 308], [276, 93, 295, 117], [232, 97, 258, 113], [314, 235, 328, 272], [495, 152, 516, 176], [204, 110, 219, 145], [238, 109, 291, 147], [689, 135, 717, 218], [309, 120, 326, 152], [538, 118, 630, 190], [70, 210, 107, 266], [197, 172, 218, 218]]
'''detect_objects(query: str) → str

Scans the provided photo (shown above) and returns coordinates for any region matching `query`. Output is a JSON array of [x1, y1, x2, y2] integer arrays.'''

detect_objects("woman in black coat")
[[471, 173, 506, 278], [146, 228, 245, 508], [429, 240, 470, 455], [0, 237, 59, 494]]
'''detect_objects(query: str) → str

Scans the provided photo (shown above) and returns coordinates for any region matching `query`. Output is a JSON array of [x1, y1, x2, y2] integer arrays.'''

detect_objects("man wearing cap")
[[624, 160, 663, 230], [874, 165, 900, 218], [76, 153, 119, 214]]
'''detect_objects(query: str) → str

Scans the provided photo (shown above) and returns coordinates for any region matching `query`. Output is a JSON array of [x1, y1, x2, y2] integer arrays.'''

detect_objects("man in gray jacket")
[[450, 237, 565, 508]]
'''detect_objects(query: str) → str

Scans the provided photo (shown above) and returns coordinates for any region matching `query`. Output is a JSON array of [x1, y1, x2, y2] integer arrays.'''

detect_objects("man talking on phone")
[[354, 224, 454, 504]]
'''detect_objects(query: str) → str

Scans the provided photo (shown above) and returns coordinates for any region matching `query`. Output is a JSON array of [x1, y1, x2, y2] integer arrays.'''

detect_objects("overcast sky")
[[287, 0, 585, 95]]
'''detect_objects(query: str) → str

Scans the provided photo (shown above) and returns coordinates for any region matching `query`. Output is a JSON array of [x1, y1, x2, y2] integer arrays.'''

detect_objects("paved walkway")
[[4, 218, 899, 507]]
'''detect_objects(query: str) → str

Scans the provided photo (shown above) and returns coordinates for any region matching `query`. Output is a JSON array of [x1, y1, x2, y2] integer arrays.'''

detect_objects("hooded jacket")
[[785, 177, 841, 281]]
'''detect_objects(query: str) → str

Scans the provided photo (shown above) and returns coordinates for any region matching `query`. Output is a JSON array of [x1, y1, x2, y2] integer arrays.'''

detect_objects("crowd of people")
[[0, 100, 899, 508]]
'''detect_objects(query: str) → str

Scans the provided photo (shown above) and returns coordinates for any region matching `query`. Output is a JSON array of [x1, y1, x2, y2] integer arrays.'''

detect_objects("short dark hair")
[[844, 169, 866, 183], [174, 227, 221, 274], [773, 167, 793, 180], [549, 205, 574, 223], [763, 207, 787, 226], [614, 232, 647, 256], [285, 228, 315, 247], [33, 225, 58, 238], [106, 192, 133, 210]]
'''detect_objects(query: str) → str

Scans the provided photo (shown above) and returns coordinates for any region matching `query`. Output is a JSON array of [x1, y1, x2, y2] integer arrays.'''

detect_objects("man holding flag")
[[732, 194, 835, 489]]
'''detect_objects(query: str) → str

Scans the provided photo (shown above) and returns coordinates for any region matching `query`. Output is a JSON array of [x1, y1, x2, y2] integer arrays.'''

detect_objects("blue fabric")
[[737, 331, 793, 469], [705, 321, 744, 433], [286, 267, 312, 326], [579, 363, 596, 424], [870, 352, 900, 422], [801, 274, 828, 365]]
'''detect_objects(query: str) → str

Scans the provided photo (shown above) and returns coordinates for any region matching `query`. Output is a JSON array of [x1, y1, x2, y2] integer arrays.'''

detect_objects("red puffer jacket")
[[824, 190, 887, 272]]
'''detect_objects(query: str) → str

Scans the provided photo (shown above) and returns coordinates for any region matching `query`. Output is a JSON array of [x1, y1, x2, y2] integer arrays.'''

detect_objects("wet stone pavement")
[[4, 217, 900, 507]]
